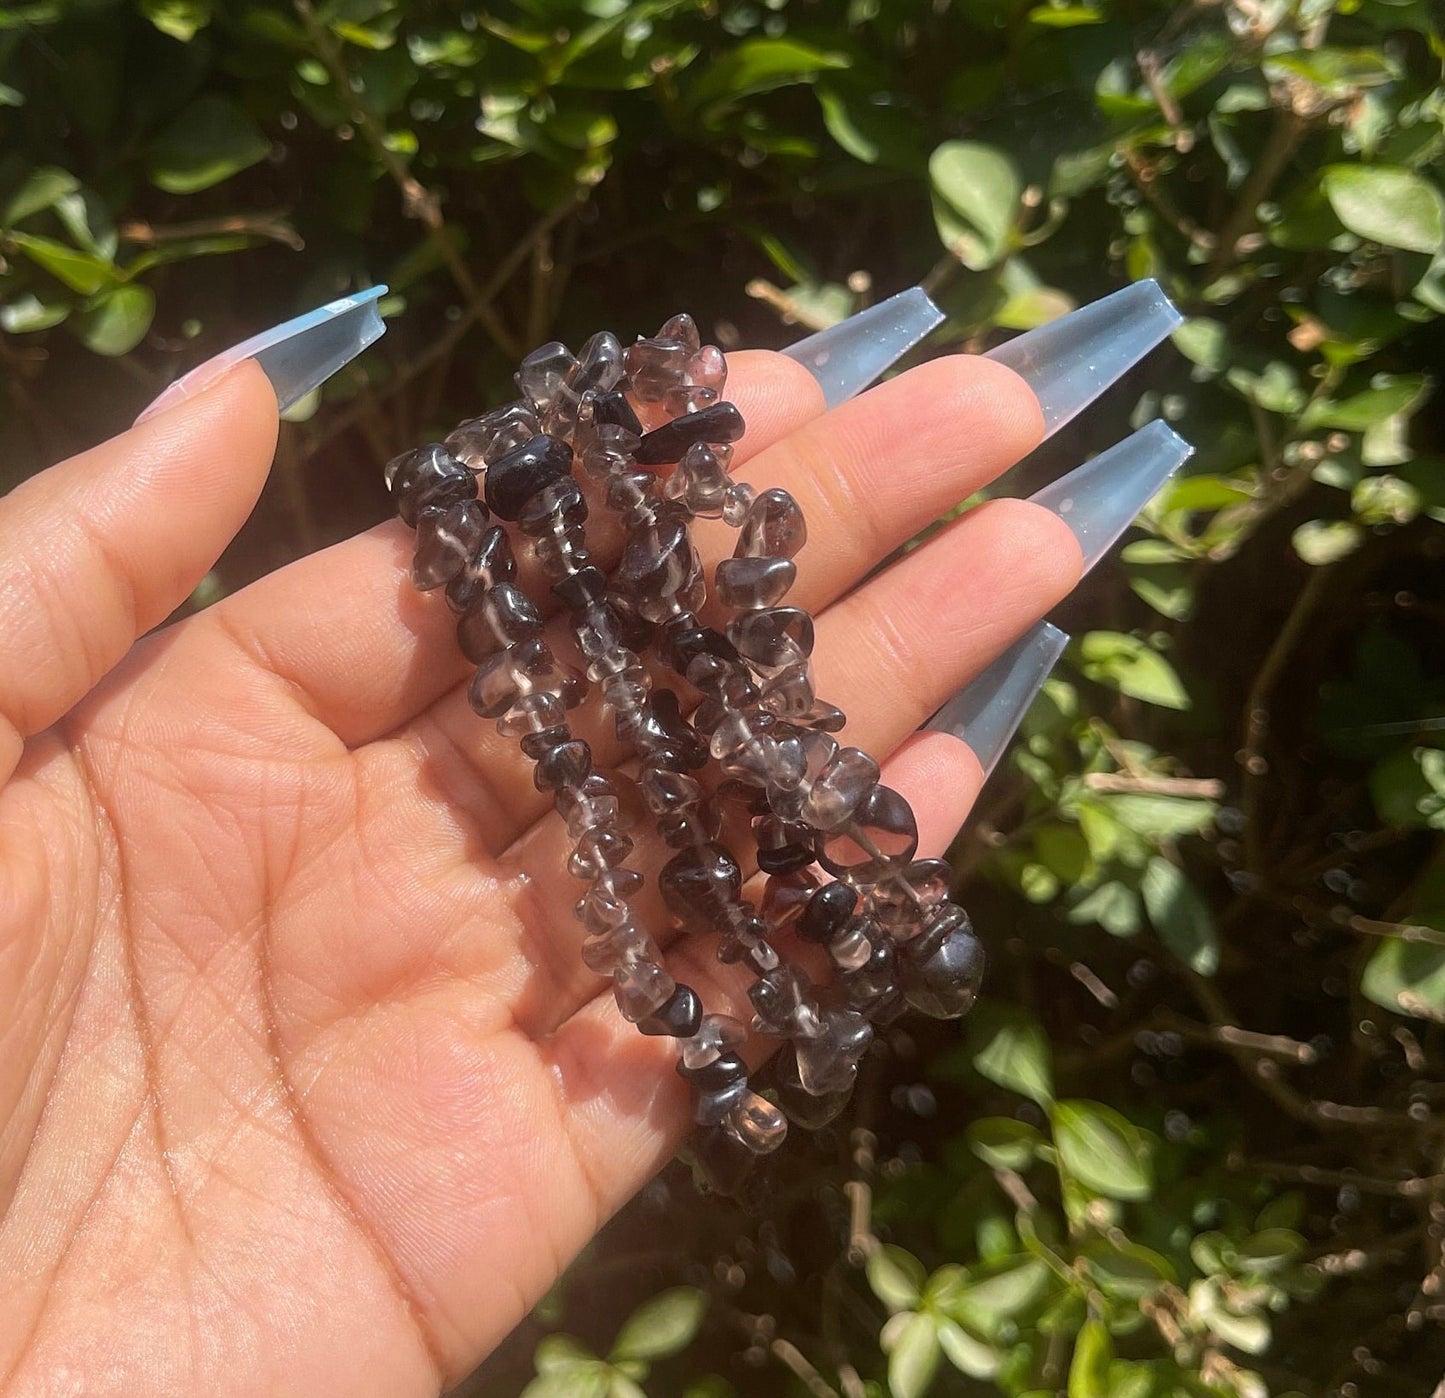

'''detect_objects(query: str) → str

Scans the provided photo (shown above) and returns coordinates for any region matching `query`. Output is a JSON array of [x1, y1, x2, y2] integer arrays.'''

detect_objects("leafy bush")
[[2, 0, 1443, 1394]]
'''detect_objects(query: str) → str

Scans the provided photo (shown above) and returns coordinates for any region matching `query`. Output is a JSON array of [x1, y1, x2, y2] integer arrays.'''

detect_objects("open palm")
[[0, 351, 1077, 1397]]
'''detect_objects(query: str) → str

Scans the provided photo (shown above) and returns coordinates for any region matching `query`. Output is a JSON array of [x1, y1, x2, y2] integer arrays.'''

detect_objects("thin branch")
[[1084, 772, 1225, 798], [1239, 1160, 1444, 1199], [119, 211, 303, 251], [1206, 107, 1310, 279]]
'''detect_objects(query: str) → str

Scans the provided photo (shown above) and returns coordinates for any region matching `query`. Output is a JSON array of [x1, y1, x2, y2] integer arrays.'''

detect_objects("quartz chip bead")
[[575, 867, 644, 933], [760, 662, 815, 721], [498, 690, 569, 739], [901, 902, 984, 1018], [638, 984, 703, 1038], [659, 311, 702, 352], [760, 868, 821, 932], [725, 1093, 788, 1154], [658, 841, 742, 930], [716, 556, 797, 611], [837, 927, 902, 1019], [554, 773, 623, 839], [663, 442, 732, 517], [387, 443, 476, 526], [613, 959, 677, 1023], [545, 331, 625, 435], [623, 332, 690, 403], [616, 511, 697, 601], [734, 488, 806, 560], [515, 340, 578, 413], [469, 638, 579, 719], [457, 581, 542, 663], [681, 1013, 747, 1070], [793, 1007, 873, 1096], [819, 785, 920, 885], [568, 827, 635, 879], [590, 389, 643, 437], [770, 1046, 853, 1129], [484, 434, 575, 521], [634, 402, 746, 466], [685, 344, 726, 391], [727, 606, 814, 673], [664, 384, 719, 417], [445, 523, 516, 614], [683, 1050, 750, 1125], [749, 963, 812, 1035], [580, 921, 656, 975], [868, 859, 954, 940], [801, 746, 880, 831], [412, 498, 488, 591], [444, 401, 539, 469]]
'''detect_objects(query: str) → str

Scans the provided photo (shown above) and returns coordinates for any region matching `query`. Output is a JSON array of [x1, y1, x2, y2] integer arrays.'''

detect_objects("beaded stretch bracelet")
[[384, 315, 984, 1194]]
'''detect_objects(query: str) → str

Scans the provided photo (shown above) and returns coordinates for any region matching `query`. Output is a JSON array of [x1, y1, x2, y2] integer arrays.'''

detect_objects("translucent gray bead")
[[721, 480, 757, 527], [801, 746, 880, 831], [567, 827, 635, 879], [664, 384, 720, 417], [469, 638, 570, 720], [734, 488, 806, 560], [686, 344, 726, 390], [515, 340, 577, 412], [497, 690, 568, 738], [748, 963, 812, 1035], [575, 867, 644, 933], [760, 868, 821, 931], [412, 498, 488, 591], [390, 442, 476, 526], [572, 330, 625, 396], [617, 513, 695, 600], [681, 1012, 746, 1069], [725, 1093, 788, 1154], [794, 1008, 873, 1096], [659, 311, 702, 352], [624, 335, 689, 402], [827, 915, 878, 972], [635, 402, 745, 466], [444, 401, 539, 468], [484, 434, 575, 521], [728, 606, 814, 671], [902, 903, 984, 1018], [716, 556, 796, 611], [581, 921, 655, 975], [445, 524, 515, 614], [663, 442, 731, 517], [555, 774, 622, 839], [759, 662, 815, 722], [868, 859, 953, 937], [640, 766, 704, 815], [658, 841, 742, 929], [820, 784, 919, 884], [613, 959, 677, 1022], [457, 582, 542, 664]]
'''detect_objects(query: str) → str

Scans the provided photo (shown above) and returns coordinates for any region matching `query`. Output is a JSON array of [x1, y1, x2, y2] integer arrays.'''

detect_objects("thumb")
[[0, 361, 278, 780]]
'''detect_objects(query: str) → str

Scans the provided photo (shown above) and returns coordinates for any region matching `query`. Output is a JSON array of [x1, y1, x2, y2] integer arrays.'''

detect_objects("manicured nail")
[[135, 286, 388, 425], [985, 280, 1183, 437], [1029, 420, 1192, 571], [782, 286, 944, 408], [926, 622, 1069, 778]]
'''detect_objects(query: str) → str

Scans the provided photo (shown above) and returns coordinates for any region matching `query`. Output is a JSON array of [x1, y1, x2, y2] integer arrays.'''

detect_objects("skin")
[[0, 352, 1081, 1396]]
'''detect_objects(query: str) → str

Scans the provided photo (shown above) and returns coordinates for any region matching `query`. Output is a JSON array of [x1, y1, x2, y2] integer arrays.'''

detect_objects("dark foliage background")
[[2, 1, 1443, 1394]]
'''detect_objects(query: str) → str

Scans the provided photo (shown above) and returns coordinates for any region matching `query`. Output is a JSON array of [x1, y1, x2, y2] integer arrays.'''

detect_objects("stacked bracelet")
[[384, 314, 984, 1194]]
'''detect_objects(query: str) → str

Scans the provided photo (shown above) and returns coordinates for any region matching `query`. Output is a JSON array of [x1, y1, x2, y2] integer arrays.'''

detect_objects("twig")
[[1239, 1160, 1445, 1199], [745, 278, 847, 332], [119, 211, 303, 251], [769, 1339, 841, 1398], [1084, 772, 1225, 798], [1206, 107, 1310, 278], [1241, 565, 1334, 875], [844, 1127, 878, 1266], [293, 0, 519, 359], [1349, 914, 1445, 950]]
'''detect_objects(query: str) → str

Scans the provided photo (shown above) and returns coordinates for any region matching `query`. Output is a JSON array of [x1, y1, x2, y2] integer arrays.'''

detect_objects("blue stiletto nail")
[[985, 280, 1183, 436], [927, 622, 1068, 778], [781, 287, 945, 408], [135, 286, 389, 424], [1028, 419, 1193, 571]]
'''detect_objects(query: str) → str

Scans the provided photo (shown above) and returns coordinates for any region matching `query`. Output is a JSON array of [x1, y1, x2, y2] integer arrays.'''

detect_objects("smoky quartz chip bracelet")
[[384, 314, 984, 1194]]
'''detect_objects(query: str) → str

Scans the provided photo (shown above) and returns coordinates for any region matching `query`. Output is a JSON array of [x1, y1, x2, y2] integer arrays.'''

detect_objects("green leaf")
[[943, 1259, 1051, 1337], [140, 0, 211, 41], [1292, 519, 1364, 566], [929, 140, 1020, 271], [1301, 374, 1431, 430], [1141, 857, 1218, 975], [70, 283, 155, 355], [1322, 165, 1445, 254], [687, 38, 848, 111], [147, 96, 270, 194], [936, 1319, 999, 1378], [1107, 793, 1218, 840], [816, 85, 918, 169], [0, 291, 70, 333], [869, 1245, 926, 1312], [536, 1335, 598, 1373], [1171, 317, 1229, 372], [1362, 931, 1445, 1022], [1050, 1100, 1154, 1200], [967, 1118, 1045, 1171], [1068, 1320, 1113, 1398], [1078, 632, 1191, 710], [6, 231, 117, 294], [1, 165, 78, 226], [1080, 1239, 1176, 1298], [522, 1365, 610, 1398], [609, 1287, 706, 1363], [968, 1002, 1055, 1105], [887, 1312, 940, 1398], [1372, 747, 1445, 830]]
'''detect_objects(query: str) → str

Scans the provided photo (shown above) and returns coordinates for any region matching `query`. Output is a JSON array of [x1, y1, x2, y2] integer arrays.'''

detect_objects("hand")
[[0, 352, 1075, 1396]]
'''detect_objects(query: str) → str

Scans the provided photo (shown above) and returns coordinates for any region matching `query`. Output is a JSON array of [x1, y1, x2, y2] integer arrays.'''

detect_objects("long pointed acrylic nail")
[[986, 279, 1183, 437], [927, 622, 1068, 778], [136, 285, 389, 425], [781, 286, 944, 408], [1030, 419, 1193, 571]]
